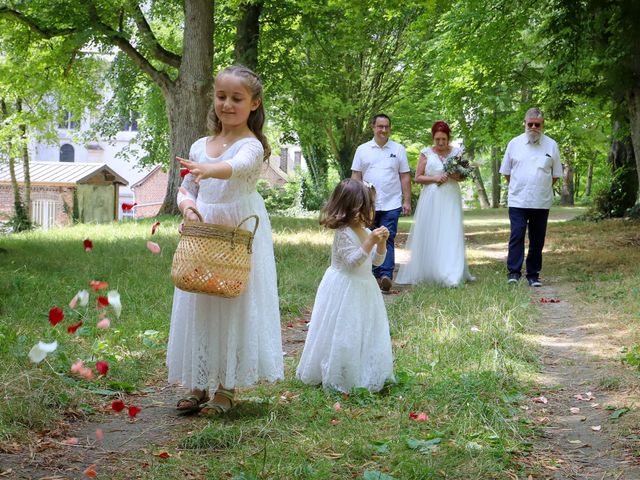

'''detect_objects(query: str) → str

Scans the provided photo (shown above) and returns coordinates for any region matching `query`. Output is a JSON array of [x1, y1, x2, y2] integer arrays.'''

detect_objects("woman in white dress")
[[296, 179, 394, 393], [395, 121, 473, 287], [168, 66, 283, 414]]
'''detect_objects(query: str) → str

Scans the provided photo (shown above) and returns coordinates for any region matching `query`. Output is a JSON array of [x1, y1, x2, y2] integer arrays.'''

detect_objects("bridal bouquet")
[[443, 153, 474, 181]]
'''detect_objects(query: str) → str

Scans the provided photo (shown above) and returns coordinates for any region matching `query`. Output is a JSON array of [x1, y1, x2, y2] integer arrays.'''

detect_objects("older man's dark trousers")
[[507, 207, 549, 280]]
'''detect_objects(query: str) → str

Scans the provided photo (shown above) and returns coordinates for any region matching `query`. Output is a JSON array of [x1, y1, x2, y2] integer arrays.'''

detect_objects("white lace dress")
[[296, 227, 394, 393], [395, 146, 473, 287], [166, 137, 283, 391]]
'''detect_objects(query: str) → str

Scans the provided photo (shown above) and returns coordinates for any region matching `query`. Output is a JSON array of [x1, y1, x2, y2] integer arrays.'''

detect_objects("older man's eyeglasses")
[[527, 122, 542, 128]]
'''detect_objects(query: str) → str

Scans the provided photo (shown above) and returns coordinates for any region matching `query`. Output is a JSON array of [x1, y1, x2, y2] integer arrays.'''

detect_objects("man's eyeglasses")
[[526, 122, 542, 128]]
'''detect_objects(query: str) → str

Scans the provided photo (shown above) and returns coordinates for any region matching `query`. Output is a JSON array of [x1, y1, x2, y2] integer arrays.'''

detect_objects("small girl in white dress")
[[296, 179, 395, 393]]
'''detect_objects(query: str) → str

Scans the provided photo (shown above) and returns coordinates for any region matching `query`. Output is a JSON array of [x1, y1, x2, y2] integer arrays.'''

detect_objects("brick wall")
[[0, 185, 72, 226], [132, 168, 168, 218]]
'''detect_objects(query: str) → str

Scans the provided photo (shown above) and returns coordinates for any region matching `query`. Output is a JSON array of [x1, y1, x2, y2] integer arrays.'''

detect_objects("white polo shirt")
[[500, 133, 562, 209], [351, 139, 410, 211]]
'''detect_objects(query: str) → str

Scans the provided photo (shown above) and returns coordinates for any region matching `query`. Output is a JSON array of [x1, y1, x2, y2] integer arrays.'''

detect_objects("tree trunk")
[[573, 168, 580, 201], [466, 146, 489, 208], [159, 0, 215, 215], [560, 151, 574, 205], [627, 86, 640, 205], [491, 146, 501, 208], [585, 158, 593, 196], [18, 99, 31, 218], [234, 1, 263, 71]]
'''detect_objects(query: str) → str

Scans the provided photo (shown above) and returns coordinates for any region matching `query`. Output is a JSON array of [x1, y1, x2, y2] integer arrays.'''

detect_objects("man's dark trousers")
[[373, 207, 402, 280], [507, 207, 550, 280]]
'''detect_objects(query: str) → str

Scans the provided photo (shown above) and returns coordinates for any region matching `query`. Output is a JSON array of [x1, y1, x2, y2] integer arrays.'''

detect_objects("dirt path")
[[521, 283, 640, 479]]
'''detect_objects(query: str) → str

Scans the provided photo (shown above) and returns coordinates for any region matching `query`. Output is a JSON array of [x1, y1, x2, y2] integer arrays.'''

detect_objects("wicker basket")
[[171, 207, 259, 298]]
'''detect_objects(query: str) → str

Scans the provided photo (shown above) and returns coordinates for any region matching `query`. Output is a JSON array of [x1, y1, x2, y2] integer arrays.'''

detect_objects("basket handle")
[[236, 215, 260, 236], [183, 206, 203, 222], [234, 215, 259, 254]]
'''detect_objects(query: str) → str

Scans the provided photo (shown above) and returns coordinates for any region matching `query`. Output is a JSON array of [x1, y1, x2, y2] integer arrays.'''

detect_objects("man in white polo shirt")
[[500, 107, 563, 287], [351, 113, 412, 292]]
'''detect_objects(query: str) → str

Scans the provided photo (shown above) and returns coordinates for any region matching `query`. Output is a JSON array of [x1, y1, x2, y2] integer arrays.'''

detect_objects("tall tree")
[[1, 1, 214, 214]]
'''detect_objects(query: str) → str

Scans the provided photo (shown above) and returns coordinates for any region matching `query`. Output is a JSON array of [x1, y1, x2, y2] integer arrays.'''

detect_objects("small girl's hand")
[[177, 157, 213, 183], [372, 226, 389, 243]]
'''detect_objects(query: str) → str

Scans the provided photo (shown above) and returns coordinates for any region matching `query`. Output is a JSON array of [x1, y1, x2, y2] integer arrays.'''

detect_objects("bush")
[[256, 179, 297, 213]]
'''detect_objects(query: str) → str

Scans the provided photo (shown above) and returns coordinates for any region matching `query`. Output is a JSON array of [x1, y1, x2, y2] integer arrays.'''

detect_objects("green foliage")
[[257, 179, 298, 212], [7, 201, 31, 233]]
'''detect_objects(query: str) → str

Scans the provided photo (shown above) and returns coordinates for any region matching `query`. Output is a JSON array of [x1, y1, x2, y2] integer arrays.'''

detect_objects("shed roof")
[[0, 161, 128, 187]]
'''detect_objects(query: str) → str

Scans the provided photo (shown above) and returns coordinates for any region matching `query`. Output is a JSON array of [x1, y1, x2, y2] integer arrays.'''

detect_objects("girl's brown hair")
[[207, 65, 271, 160], [320, 179, 376, 229]]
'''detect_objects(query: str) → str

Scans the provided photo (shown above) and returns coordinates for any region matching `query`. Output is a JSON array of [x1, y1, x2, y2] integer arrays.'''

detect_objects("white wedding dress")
[[296, 226, 394, 393], [167, 137, 283, 391], [395, 146, 473, 287]]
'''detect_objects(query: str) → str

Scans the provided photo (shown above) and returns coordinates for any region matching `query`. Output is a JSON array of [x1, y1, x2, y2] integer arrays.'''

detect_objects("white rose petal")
[[77, 290, 90, 307], [28, 341, 58, 364], [107, 290, 121, 319]]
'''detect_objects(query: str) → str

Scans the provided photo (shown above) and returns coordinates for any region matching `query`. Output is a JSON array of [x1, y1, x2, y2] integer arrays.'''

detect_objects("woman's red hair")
[[431, 121, 451, 139]]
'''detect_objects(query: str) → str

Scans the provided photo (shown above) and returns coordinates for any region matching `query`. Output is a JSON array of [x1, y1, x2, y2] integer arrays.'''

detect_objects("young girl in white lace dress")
[[168, 66, 283, 414], [296, 179, 394, 393]]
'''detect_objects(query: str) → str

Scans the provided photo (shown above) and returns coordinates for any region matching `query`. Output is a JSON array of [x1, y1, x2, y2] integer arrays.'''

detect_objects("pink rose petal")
[[146, 241, 161, 254]]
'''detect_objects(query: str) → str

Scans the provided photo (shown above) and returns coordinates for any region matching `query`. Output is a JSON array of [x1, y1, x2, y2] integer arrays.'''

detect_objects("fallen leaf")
[[333, 402, 342, 412], [532, 396, 548, 404], [151, 221, 161, 235], [95, 429, 104, 441], [610, 407, 630, 419], [470, 326, 480, 333], [570, 407, 581, 414], [568, 439, 582, 444], [330, 418, 339, 426], [157, 451, 170, 459], [63, 437, 79, 445], [591, 425, 601, 431]]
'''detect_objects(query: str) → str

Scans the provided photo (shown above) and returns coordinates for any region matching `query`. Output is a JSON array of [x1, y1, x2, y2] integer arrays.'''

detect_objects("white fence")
[[31, 199, 58, 231]]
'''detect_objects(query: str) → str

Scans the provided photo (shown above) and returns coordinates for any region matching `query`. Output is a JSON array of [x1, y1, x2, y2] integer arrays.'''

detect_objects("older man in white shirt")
[[500, 108, 563, 287], [352, 114, 412, 292]]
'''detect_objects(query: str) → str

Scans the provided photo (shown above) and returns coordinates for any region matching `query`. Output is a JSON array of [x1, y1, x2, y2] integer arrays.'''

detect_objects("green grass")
[[0, 207, 638, 479]]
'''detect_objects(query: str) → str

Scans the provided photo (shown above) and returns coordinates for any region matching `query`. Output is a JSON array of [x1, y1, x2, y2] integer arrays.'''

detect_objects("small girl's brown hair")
[[320, 179, 376, 229]]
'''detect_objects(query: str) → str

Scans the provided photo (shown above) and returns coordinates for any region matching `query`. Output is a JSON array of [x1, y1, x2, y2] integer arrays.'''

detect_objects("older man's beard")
[[526, 129, 541, 143]]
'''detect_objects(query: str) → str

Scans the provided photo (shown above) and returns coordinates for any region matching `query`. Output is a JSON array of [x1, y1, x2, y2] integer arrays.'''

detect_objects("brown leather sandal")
[[176, 393, 209, 413], [201, 388, 236, 415]]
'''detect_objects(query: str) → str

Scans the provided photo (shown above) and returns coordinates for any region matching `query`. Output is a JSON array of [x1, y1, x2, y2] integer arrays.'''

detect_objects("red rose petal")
[[89, 280, 109, 291], [67, 321, 83, 334], [83, 239, 93, 252], [157, 451, 170, 459], [121, 202, 137, 212], [48, 307, 64, 326], [180, 167, 190, 177], [83, 464, 97, 477], [128, 405, 141, 418], [97, 296, 109, 309], [111, 400, 126, 412], [151, 221, 161, 235], [96, 361, 109, 376]]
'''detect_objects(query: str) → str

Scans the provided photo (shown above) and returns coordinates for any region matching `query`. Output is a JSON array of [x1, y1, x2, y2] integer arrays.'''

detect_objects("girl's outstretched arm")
[[177, 157, 232, 182]]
